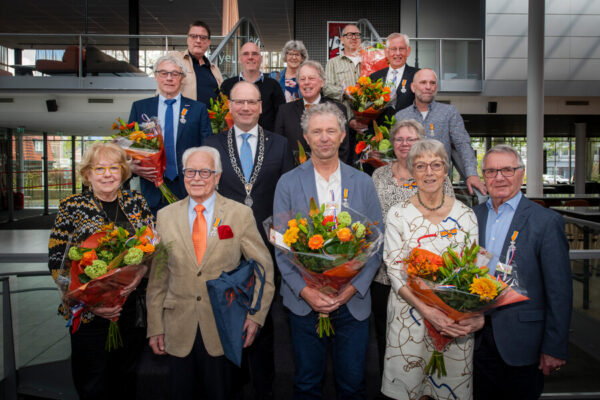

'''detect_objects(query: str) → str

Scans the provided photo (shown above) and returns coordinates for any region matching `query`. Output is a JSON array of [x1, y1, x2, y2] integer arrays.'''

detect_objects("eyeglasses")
[[183, 168, 217, 179], [92, 165, 121, 175], [413, 161, 445, 172], [394, 137, 419, 144], [156, 70, 183, 78], [482, 166, 523, 178], [188, 34, 209, 41], [342, 32, 361, 38], [287, 52, 303, 59], [230, 99, 261, 106]]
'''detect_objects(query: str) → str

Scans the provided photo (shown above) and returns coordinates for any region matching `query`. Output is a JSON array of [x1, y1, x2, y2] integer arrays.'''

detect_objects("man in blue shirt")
[[472, 145, 572, 400], [395, 68, 486, 195]]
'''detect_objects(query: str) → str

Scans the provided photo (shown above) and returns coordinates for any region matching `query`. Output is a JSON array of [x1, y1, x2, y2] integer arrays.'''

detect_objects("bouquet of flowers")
[[57, 223, 165, 350], [344, 76, 394, 125], [208, 92, 234, 134], [265, 198, 383, 337], [402, 239, 529, 377], [360, 41, 388, 77], [111, 116, 178, 204], [355, 115, 396, 169]]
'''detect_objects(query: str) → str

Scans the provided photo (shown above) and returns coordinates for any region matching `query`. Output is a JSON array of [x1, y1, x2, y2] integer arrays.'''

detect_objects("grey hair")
[[182, 146, 222, 174], [282, 40, 308, 61], [297, 60, 325, 81], [300, 102, 346, 133], [390, 119, 425, 141], [406, 139, 450, 174], [153, 55, 186, 77], [482, 144, 525, 169], [386, 32, 410, 48]]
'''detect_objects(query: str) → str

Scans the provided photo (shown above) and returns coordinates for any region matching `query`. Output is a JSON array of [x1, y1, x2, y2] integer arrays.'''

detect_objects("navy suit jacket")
[[369, 65, 418, 122], [274, 96, 351, 165], [128, 95, 211, 209], [473, 196, 572, 366], [273, 160, 383, 320], [204, 128, 294, 245]]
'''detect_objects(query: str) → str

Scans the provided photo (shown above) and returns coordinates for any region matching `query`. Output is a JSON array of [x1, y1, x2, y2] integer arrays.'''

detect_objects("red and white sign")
[[327, 21, 355, 59]]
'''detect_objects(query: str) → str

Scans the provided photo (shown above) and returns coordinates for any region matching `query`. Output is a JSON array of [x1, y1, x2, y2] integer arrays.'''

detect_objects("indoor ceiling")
[[0, 0, 293, 51]]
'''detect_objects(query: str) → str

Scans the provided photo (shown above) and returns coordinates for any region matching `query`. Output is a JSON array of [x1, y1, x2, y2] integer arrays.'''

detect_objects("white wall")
[[486, 0, 600, 81]]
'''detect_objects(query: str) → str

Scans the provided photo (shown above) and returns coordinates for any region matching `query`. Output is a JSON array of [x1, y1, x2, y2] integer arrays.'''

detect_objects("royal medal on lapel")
[[180, 107, 188, 124], [342, 188, 349, 208], [210, 216, 221, 237], [429, 123, 434, 137], [400, 79, 407, 93]]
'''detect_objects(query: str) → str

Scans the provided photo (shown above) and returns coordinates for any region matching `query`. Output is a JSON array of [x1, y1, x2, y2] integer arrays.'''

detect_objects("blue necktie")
[[390, 69, 398, 95], [164, 98, 178, 180], [240, 133, 253, 182]]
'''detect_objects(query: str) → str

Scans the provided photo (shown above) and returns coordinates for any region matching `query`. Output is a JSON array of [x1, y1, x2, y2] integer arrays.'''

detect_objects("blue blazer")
[[273, 160, 383, 320], [128, 95, 211, 209], [473, 196, 572, 366]]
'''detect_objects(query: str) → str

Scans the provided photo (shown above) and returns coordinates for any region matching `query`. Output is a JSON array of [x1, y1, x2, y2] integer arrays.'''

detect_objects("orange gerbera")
[[135, 243, 155, 253], [336, 227, 353, 242], [308, 234, 324, 250], [355, 141, 367, 154], [80, 250, 98, 267]]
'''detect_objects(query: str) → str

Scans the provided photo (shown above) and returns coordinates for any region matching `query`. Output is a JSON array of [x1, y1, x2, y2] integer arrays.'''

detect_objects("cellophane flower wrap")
[[208, 92, 234, 134], [344, 76, 394, 125], [265, 198, 383, 337], [360, 41, 388, 77], [111, 116, 178, 204], [56, 223, 167, 350], [355, 115, 396, 170], [398, 238, 529, 378]]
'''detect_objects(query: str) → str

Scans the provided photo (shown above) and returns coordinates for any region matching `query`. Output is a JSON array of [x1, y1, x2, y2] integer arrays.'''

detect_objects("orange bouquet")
[[112, 117, 178, 204], [208, 92, 234, 134], [403, 241, 529, 377], [344, 76, 393, 125]]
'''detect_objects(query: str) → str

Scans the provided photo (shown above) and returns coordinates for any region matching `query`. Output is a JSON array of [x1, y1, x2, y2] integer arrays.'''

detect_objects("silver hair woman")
[[370, 124, 455, 378], [381, 138, 483, 400], [270, 40, 309, 102]]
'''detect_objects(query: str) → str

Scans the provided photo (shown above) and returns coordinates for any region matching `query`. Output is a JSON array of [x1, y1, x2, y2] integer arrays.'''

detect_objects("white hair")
[[153, 55, 186, 76], [182, 146, 222, 173], [386, 32, 410, 48]]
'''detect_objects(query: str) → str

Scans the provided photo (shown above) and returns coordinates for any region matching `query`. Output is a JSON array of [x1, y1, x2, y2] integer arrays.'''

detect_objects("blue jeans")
[[288, 305, 369, 400]]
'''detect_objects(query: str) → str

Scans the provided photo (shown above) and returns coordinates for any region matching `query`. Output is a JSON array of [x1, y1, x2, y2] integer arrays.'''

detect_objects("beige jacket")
[[146, 193, 274, 358], [169, 49, 224, 101]]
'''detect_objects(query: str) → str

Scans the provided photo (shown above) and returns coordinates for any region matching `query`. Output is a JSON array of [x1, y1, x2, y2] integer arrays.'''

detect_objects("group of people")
[[47, 19, 573, 400]]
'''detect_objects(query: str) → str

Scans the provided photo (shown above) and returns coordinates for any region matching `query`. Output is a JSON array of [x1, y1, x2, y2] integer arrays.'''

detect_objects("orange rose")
[[80, 249, 98, 267], [336, 227, 353, 242], [308, 234, 324, 250]]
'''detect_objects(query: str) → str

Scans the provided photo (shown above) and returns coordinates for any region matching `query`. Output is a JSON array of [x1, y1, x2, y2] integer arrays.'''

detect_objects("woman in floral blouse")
[[371, 119, 454, 387]]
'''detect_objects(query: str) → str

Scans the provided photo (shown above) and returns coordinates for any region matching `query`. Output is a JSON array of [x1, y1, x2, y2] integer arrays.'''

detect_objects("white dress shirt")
[[303, 95, 321, 108], [386, 65, 406, 90], [314, 161, 342, 214], [233, 124, 259, 160]]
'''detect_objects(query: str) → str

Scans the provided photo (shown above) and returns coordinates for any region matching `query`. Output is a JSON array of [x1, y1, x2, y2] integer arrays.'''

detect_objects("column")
[[129, 0, 139, 68], [526, 0, 545, 196], [574, 123, 586, 194]]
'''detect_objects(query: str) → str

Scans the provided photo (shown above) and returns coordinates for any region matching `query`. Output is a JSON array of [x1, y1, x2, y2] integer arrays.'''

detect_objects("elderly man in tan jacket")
[[171, 20, 224, 106], [146, 146, 274, 400]]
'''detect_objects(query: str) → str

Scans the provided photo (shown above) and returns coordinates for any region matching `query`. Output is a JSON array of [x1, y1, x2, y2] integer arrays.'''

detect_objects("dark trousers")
[[240, 311, 275, 399], [289, 305, 370, 400], [370, 281, 390, 376], [474, 319, 544, 400], [169, 327, 234, 400], [70, 298, 146, 400]]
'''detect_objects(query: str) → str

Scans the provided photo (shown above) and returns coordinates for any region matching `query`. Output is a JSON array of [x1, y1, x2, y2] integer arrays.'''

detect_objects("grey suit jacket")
[[473, 196, 572, 366], [273, 160, 383, 320]]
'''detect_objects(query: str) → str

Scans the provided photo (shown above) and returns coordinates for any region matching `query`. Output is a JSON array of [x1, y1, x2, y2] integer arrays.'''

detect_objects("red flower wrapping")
[[218, 225, 234, 240]]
